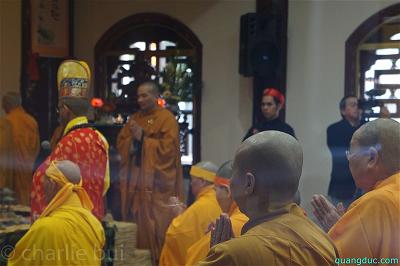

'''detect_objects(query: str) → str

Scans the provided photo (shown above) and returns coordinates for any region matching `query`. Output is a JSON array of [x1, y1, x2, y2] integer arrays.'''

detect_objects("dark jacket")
[[243, 118, 296, 141], [327, 119, 362, 199]]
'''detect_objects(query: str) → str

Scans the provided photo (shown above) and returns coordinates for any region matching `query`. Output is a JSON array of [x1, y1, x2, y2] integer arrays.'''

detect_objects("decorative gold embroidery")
[[147, 118, 154, 125]]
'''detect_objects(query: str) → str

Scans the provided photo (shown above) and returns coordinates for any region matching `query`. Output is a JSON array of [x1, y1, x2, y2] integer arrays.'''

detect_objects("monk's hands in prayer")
[[129, 120, 144, 141], [311, 194, 345, 232], [206, 221, 215, 233], [210, 213, 233, 248], [167, 196, 186, 217]]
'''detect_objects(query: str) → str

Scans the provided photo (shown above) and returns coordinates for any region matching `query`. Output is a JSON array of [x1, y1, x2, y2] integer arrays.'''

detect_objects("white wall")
[[74, 0, 255, 166], [0, 0, 21, 117], [286, 0, 398, 213]]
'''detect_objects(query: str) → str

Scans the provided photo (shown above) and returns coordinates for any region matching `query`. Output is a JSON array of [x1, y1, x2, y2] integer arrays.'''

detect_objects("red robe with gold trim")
[[31, 127, 108, 220]]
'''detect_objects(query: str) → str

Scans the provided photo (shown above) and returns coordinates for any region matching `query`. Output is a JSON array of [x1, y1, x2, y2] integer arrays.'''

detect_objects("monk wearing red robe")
[[31, 60, 110, 221]]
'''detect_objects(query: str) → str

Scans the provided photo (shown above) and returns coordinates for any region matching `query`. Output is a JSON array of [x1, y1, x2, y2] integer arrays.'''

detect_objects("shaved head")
[[215, 161, 234, 212], [59, 97, 90, 117], [233, 131, 303, 206], [354, 118, 400, 174], [140, 81, 160, 97], [193, 161, 218, 174], [190, 160, 218, 197], [44, 160, 81, 203], [216, 160, 233, 179], [2, 92, 22, 113], [56, 160, 82, 184]]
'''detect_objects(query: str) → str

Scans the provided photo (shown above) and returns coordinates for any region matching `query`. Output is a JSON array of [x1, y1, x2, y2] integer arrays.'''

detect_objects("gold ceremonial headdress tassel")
[[57, 60, 91, 99]]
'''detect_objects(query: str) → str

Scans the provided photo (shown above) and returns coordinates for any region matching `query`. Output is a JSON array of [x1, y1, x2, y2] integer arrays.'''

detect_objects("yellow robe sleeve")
[[160, 187, 221, 266], [186, 207, 248, 266], [197, 240, 275, 266], [329, 183, 400, 259]]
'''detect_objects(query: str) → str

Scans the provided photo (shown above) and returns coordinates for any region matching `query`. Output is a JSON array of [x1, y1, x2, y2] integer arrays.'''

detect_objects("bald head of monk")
[[44, 160, 81, 203], [348, 118, 400, 192], [58, 97, 90, 125], [190, 161, 218, 197], [137, 81, 160, 113], [2, 92, 22, 114], [230, 131, 303, 219], [215, 160, 234, 213]]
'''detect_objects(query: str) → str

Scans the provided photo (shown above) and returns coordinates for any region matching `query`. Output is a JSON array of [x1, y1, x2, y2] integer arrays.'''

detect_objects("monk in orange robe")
[[117, 81, 183, 264], [313, 118, 400, 263], [2, 92, 39, 205], [185, 161, 248, 266], [199, 131, 338, 265], [0, 117, 14, 188], [159, 161, 221, 266]]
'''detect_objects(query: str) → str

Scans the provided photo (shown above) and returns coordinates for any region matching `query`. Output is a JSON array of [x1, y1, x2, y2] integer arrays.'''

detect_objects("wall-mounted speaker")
[[239, 13, 282, 78]]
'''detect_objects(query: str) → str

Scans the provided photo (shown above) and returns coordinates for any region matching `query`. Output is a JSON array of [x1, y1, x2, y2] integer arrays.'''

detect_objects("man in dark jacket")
[[327, 95, 363, 208]]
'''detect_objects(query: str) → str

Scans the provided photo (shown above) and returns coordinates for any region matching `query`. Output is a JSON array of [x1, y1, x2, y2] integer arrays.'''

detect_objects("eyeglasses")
[[345, 150, 352, 160], [346, 144, 381, 160]]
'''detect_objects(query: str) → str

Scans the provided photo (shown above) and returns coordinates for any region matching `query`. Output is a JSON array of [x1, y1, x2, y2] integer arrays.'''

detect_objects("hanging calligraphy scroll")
[[31, 0, 69, 57]]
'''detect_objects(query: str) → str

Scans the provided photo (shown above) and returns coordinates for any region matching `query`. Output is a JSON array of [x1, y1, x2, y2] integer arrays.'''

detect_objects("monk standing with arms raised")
[[117, 81, 183, 264]]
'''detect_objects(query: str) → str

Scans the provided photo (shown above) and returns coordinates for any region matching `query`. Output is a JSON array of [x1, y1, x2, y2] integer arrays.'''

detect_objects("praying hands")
[[311, 194, 345, 232], [210, 213, 234, 248]]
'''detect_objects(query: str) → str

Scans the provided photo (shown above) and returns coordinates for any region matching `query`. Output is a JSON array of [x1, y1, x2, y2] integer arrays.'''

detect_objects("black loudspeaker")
[[239, 13, 282, 77], [239, 13, 257, 77]]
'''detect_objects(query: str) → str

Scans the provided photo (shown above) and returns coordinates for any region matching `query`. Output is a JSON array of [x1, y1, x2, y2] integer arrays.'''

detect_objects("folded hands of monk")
[[311, 194, 345, 232], [167, 196, 187, 217], [129, 120, 144, 141], [210, 213, 233, 248]]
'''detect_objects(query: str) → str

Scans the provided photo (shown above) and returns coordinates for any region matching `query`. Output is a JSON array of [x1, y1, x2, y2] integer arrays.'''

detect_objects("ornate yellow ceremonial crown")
[[57, 60, 91, 98]]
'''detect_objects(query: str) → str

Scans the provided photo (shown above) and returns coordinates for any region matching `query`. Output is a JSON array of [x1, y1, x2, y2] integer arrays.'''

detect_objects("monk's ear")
[[244, 172, 256, 195], [225, 185, 232, 197], [367, 146, 378, 169]]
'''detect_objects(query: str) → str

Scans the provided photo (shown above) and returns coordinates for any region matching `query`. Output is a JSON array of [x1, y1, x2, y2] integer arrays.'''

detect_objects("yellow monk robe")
[[160, 185, 222, 266], [9, 162, 105, 266], [6, 106, 39, 205], [329, 173, 400, 261], [0, 118, 14, 188], [117, 105, 183, 262], [199, 204, 338, 266], [185, 203, 248, 266]]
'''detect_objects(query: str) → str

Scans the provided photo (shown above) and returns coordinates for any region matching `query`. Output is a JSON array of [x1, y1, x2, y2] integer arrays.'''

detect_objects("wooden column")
[[252, 0, 288, 124]]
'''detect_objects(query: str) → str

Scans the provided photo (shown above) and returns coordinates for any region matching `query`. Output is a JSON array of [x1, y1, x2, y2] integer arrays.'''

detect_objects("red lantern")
[[158, 98, 166, 108], [91, 98, 104, 108]]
